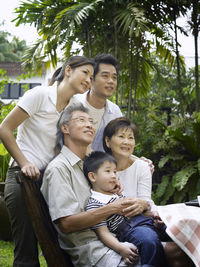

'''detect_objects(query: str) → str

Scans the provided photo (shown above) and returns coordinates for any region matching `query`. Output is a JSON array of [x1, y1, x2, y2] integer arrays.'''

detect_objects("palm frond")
[[115, 3, 149, 38]]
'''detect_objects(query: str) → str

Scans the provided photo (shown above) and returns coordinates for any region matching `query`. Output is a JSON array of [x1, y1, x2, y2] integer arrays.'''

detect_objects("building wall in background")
[[0, 62, 51, 101]]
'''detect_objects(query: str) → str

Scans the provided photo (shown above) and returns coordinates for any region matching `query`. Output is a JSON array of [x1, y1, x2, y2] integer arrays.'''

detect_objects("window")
[[0, 83, 41, 99]]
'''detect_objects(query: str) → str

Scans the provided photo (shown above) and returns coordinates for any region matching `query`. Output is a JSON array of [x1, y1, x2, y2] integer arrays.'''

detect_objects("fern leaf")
[[160, 182, 175, 205], [197, 159, 200, 173], [172, 164, 197, 191], [155, 175, 170, 198], [158, 155, 170, 168]]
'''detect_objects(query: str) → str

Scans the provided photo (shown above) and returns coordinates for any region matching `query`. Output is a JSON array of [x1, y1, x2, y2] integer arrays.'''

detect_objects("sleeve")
[[111, 102, 122, 117], [86, 198, 107, 229], [116, 105, 123, 117], [17, 86, 44, 116], [137, 161, 152, 201], [137, 161, 156, 210], [42, 165, 81, 222]]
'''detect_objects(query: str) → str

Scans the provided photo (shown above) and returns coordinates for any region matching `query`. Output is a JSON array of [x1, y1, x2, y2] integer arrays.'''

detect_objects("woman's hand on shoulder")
[[21, 162, 40, 180], [140, 156, 154, 174]]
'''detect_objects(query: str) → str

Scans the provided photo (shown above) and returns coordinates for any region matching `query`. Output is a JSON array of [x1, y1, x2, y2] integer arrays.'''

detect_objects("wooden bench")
[[16, 171, 74, 267]]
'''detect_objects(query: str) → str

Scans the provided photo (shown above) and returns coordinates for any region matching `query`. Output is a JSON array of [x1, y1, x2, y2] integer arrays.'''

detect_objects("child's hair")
[[103, 117, 138, 155], [83, 151, 117, 186]]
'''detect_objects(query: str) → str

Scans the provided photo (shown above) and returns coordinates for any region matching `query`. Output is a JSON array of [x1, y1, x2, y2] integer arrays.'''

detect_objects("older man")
[[41, 103, 139, 267]]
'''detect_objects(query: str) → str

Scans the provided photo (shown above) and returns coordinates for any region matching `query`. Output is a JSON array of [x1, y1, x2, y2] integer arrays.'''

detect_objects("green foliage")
[[0, 241, 14, 267], [0, 241, 47, 266], [0, 67, 17, 182], [152, 112, 200, 204], [0, 24, 27, 62], [115, 3, 149, 37], [0, 100, 16, 182], [0, 144, 10, 182], [132, 63, 200, 204], [152, 175, 175, 205], [172, 164, 197, 191], [0, 69, 12, 95]]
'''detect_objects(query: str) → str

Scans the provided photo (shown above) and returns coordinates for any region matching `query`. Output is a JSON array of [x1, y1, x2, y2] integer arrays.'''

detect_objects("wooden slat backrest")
[[16, 171, 74, 267]]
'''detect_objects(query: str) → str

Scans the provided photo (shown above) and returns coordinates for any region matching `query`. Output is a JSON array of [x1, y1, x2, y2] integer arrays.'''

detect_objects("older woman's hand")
[[122, 198, 149, 218]]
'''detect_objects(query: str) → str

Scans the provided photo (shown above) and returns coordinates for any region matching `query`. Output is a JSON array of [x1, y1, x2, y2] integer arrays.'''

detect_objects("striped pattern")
[[86, 196, 125, 233]]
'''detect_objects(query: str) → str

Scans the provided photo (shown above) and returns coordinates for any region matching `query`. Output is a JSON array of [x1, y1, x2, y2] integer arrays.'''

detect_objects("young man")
[[41, 104, 139, 267], [73, 54, 122, 151], [73, 54, 154, 173]]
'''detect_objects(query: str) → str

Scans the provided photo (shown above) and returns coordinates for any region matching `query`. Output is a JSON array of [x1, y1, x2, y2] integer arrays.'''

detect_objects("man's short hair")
[[93, 54, 118, 79], [83, 151, 117, 187], [56, 103, 88, 147]]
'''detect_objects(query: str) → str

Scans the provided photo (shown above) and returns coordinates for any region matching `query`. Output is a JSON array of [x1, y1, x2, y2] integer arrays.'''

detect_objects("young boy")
[[83, 151, 167, 267]]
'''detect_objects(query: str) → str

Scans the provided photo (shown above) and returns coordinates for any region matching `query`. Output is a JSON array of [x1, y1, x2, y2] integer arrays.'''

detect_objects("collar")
[[90, 189, 118, 204], [60, 145, 82, 167], [81, 90, 113, 114]]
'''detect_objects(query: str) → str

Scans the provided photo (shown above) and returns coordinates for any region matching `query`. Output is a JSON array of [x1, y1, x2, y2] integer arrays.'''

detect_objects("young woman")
[[0, 55, 94, 267], [103, 117, 192, 267]]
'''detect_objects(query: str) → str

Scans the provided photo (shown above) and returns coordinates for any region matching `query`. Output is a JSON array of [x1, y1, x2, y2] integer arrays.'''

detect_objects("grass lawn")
[[0, 240, 47, 267]]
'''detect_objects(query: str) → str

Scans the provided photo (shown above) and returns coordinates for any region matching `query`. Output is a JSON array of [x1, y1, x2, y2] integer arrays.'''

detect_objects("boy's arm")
[[95, 226, 138, 264]]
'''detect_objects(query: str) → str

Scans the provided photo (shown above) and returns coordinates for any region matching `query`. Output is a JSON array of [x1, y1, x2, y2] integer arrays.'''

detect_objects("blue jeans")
[[4, 167, 42, 267], [116, 215, 167, 267]]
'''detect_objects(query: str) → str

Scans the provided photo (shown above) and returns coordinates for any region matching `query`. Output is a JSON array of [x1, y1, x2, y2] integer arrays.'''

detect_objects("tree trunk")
[[85, 20, 92, 57], [128, 38, 133, 119], [174, 12, 184, 115], [192, 0, 199, 111], [114, 19, 119, 105], [120, 79, 123, 110], [132, 54, 138, 119]]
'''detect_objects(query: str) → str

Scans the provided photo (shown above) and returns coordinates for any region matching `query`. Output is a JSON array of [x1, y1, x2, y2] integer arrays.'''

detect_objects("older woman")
[[103, 117, 192, 267]]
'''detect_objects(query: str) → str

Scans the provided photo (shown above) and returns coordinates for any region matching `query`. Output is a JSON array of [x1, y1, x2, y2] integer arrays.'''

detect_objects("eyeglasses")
[[70, 116, 96, 125]]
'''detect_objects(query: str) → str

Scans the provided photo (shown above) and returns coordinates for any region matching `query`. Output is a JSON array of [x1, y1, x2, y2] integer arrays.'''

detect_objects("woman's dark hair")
[[49, 55, 95, 85], [83, 151, 117, 187], [103, 117, 138, 155]]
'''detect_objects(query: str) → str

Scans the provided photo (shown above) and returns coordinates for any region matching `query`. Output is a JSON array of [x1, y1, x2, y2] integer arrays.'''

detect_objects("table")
[[158, 203, 200, 267]]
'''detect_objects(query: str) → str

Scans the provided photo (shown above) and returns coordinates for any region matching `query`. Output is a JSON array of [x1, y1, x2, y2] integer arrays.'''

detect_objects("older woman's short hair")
[[103, 117, 138, 154]]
